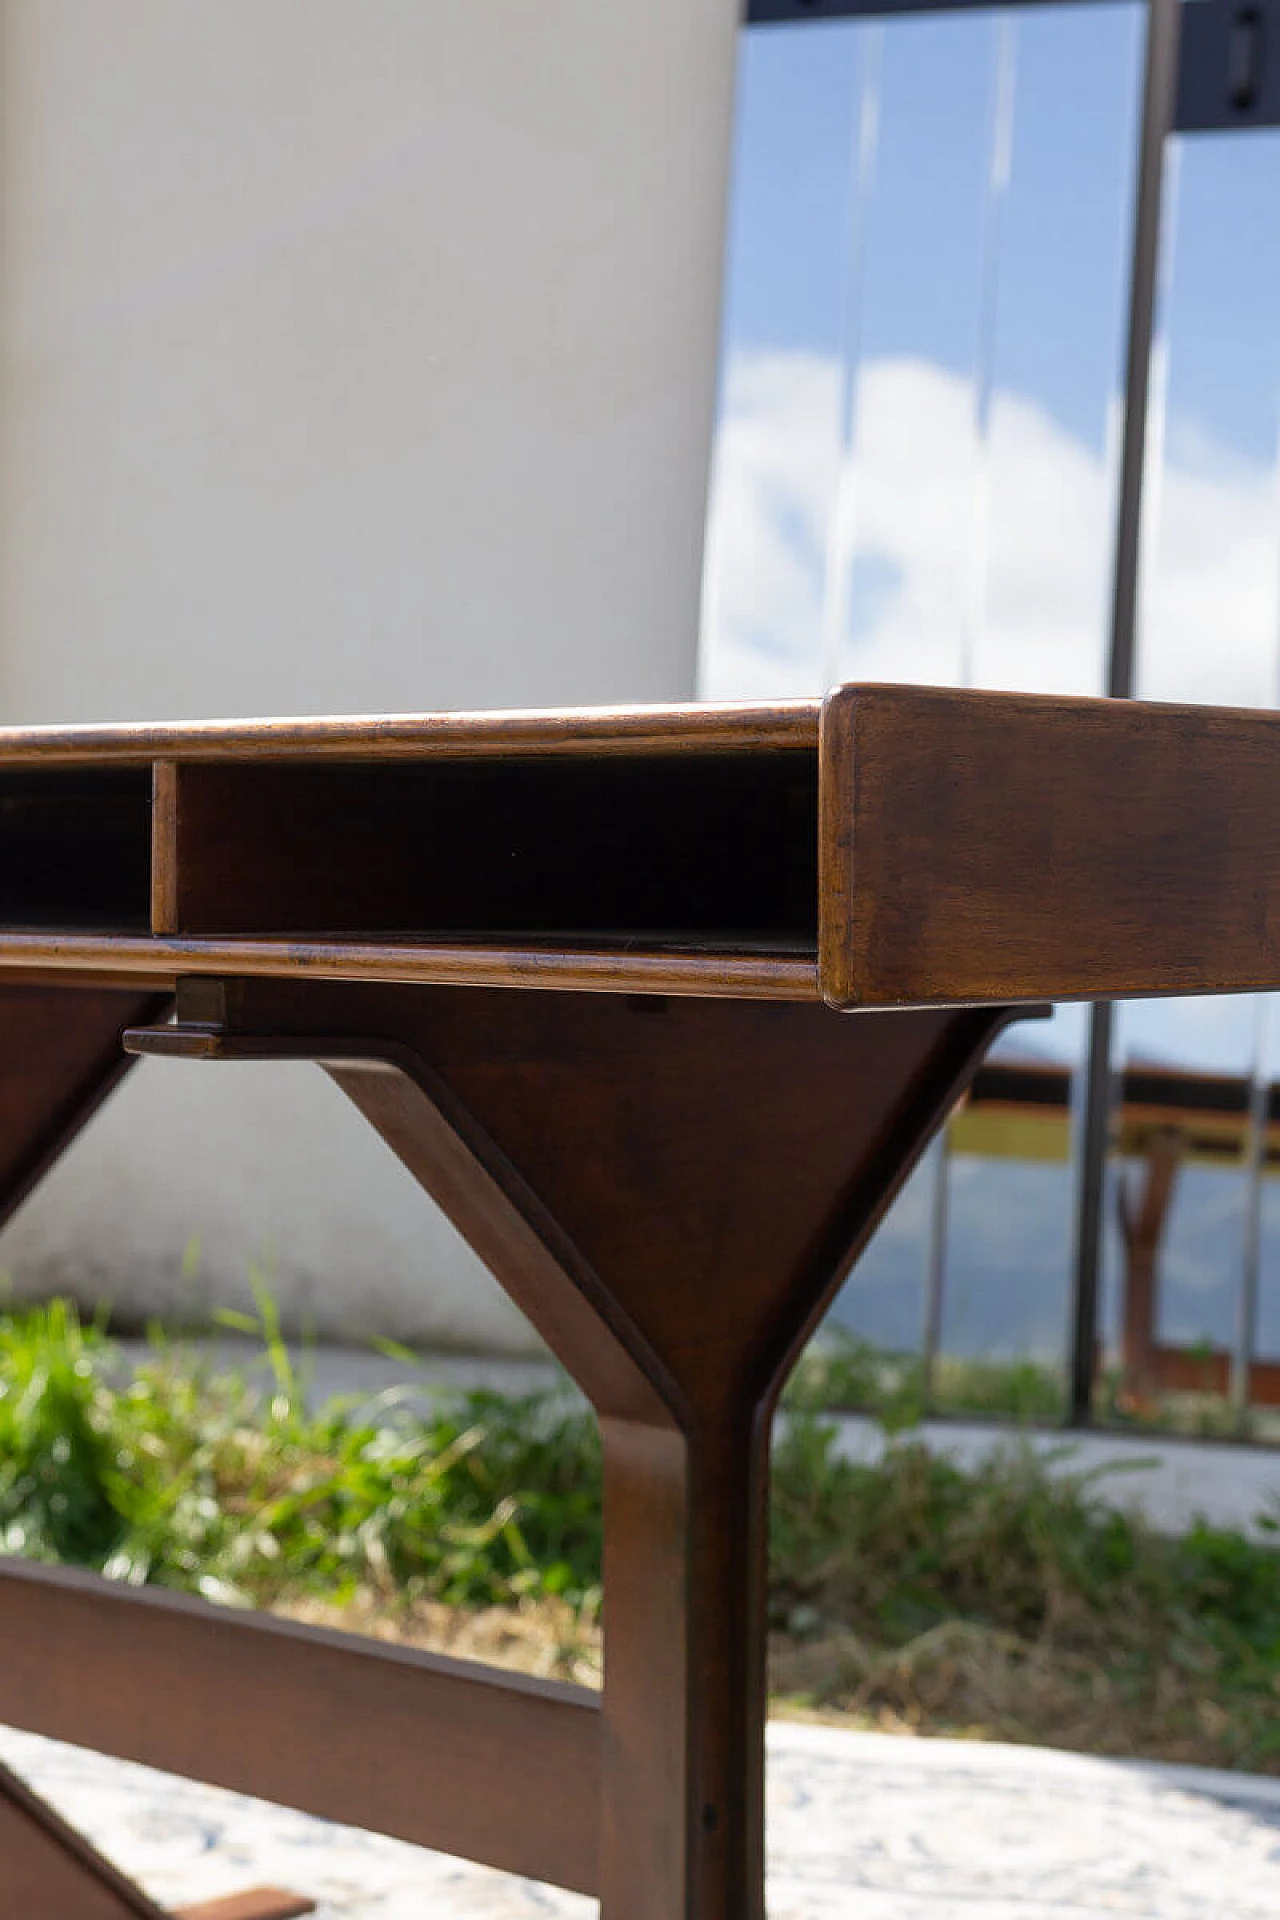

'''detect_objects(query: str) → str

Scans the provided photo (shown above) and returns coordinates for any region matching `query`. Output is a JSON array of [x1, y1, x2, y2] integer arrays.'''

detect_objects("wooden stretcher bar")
[[0, 1558, 599, 1893]]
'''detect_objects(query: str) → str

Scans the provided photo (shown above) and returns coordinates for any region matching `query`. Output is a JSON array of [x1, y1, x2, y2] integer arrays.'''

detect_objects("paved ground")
[[3, 1720, 1278, 1917]]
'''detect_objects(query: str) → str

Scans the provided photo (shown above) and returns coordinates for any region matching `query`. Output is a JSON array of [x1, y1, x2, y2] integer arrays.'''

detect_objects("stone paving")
[[3, 1719, 1279, 1917]]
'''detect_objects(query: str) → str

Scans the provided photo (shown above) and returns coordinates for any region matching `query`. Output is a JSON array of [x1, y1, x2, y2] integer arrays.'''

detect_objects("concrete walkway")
[[2, 1720, 1278, 1916]]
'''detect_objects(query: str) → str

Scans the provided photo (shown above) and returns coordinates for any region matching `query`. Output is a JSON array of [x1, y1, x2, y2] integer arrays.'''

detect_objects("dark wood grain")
[[16, 680, 1274, 1913], [0, 930, 819, 1000], [0, 1757, 169, 1919], [174, 1894, 315, 1920], [0, 1757, 315, 1920], [0, 699, 819, 767], [152, 752, 817, 946], [0, 1557, 600, 1895], [5, 683, 1280, 1009], [820, 682, 1280, 1007], [128, 979, 1026, 1918], [0, 984, 170, 1228], [151, 760, 180, 935]]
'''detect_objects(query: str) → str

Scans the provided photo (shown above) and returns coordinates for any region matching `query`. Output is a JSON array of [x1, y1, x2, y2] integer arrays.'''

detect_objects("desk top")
[[0, 682, 1275, 1011]]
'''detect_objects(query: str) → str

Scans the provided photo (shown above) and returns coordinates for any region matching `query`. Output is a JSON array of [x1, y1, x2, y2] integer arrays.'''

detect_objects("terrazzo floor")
[[3, 1718, 1278, 1917]]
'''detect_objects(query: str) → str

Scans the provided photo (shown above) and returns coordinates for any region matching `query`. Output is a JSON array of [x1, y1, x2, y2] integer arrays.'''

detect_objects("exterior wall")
[[0, 1, 740, 1343]]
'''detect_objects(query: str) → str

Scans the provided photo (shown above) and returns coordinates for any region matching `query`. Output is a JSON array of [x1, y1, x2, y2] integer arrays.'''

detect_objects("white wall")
[[0, 0, 740, 1343]]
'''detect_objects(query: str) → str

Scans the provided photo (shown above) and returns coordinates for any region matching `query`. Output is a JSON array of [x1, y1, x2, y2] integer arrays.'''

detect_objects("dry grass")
[[767, 1619, 1265, 1762], [280, 1587, 604, 1690], [767, 1414, 1280, 1772], [276, 1584, 1280, 1771]]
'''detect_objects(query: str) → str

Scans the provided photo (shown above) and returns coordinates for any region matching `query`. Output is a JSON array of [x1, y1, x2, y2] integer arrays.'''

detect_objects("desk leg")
[[0, 983, 320, 1920], [0, 1759, 312, 1920], [126, 981, 1030, 1920], [0, 984, 170, 1230], [600, 1413, 772, 1920]]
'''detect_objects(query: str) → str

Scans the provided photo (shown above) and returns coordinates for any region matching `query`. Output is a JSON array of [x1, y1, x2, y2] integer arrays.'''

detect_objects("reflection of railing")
[[740, 0, 1280, 1428], [956, 1059, 1280, 1407]]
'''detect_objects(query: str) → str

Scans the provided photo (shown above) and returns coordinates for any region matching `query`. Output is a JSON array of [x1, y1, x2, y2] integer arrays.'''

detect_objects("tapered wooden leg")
[[0, 1759, 312, 1920], [0, 1755, 168, 1920], [0, 984, 170, 1225], [0, 984, 318, 1920], [127, 979, 1032, 1918], [599, 1413, 771, 1920], [174, 1892, 315, 1920]]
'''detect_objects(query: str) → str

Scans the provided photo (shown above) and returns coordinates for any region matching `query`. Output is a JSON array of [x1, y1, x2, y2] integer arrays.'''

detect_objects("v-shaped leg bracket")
[[0, 1757, 314, 1920], [126, 977, 1035, 1920]]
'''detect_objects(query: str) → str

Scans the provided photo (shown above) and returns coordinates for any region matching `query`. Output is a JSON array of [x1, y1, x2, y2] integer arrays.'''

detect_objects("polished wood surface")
[[0, 1759, 312, 1920], [0, 683, 1279, 1006], [0, 930, 817, 1000], [820, 683, 1280, 1008], [0, 1554, 599, 1895], [150, 760, 180, 934], [126, 980, 1023, 1919], [174, 1895, 316, 1920], [0, 697, 819, 766], [3, 682, 1278, 1917], [0, 1756, 169, 1919], [0, 985, 170, 1227]]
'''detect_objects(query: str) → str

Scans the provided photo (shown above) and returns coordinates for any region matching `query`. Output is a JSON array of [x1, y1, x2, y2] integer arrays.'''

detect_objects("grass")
[[1, 1296, 1279, 1771], [0, 1294, 602, 1613], [782, 1331, 1066, 1428], [783, 1327, 1280, 1443], [769, 1412, 1280, 1771]]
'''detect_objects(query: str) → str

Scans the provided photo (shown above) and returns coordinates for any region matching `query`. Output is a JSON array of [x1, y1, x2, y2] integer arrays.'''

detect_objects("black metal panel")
[[1177, 0, 1280, 129], [970, 1061, 1072, 1110], [747, 0, 1125, 19]]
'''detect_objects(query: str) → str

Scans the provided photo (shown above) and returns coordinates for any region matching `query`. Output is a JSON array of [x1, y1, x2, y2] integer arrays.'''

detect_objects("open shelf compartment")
[[0, 767, 152, 933], [151, 753, 820, 952]]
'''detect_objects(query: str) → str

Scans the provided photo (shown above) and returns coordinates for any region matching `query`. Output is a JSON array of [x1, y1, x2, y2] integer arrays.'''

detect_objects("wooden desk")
[[0, 681, 1276, 1920]]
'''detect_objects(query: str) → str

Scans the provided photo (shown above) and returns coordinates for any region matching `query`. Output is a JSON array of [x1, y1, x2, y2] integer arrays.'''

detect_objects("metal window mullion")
[[1068, 0, 1182, 1427]]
